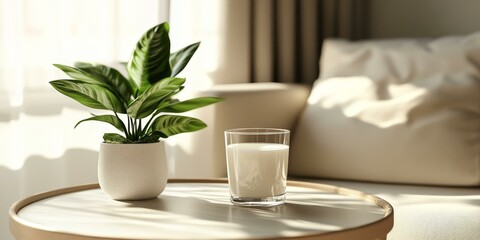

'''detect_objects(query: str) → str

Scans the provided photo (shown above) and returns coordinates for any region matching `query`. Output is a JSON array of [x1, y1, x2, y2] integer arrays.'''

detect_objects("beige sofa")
[[192, 32, 480, 239]]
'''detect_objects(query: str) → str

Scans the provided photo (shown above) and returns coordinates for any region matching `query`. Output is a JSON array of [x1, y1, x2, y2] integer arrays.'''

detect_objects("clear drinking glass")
[[225, 128, 290, 206]]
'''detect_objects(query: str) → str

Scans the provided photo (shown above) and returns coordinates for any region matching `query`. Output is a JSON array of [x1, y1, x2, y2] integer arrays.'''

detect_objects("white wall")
[[369, 0, 480, 38]]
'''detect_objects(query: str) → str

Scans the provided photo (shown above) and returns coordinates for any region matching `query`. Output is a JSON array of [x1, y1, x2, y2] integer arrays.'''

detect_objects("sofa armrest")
[[204, 82, 310, 130], [169, 82, 310, 178]]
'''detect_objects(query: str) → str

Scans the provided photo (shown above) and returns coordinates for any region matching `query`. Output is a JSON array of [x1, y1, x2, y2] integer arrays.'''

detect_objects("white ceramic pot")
[[98, 141, 168, 200]]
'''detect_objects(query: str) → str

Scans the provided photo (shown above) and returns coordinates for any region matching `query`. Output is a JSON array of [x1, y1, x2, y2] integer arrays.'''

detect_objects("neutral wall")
[[369, 0, 480, 38]]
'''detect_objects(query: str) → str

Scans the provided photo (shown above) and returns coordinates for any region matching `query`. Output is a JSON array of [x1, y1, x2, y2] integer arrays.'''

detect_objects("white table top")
[[10, 179, 393, 240]]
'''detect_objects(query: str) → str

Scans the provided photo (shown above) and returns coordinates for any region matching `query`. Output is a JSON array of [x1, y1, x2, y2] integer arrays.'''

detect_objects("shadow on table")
[[120, 192, 384, 238]]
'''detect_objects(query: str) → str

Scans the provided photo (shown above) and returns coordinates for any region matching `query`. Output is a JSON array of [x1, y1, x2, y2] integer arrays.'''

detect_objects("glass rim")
[[224, 128, 290, 135]]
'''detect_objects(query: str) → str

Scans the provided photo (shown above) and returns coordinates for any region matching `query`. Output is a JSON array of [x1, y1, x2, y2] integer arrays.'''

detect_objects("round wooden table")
[[10, 179, 393, 240]]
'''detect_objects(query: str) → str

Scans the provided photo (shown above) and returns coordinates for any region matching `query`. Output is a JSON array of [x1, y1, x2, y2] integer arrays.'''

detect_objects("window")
[[0, 0, 169, 106]]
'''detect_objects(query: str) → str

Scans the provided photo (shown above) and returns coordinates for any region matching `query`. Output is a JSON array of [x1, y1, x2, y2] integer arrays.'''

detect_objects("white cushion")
[[305, 179, 480, 240], [290, 32, 480, 186]]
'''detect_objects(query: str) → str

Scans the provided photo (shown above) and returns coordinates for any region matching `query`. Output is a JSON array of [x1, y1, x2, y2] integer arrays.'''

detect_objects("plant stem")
[[138, 119, 143, 137], [114, 112, 128, 136], [129, 117, 136, 141], [142, 111, 157, 134], [127, 116, 131, 139], [134, 118, 137, 140]]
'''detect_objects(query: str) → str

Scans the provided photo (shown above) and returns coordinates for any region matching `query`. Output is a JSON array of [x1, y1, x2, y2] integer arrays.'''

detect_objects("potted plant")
[[49, 22, 222, 200]]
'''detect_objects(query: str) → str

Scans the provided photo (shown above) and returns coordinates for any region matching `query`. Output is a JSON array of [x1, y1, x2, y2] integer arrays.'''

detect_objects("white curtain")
[[0, 1, 166, 239], [169, 0, 252, 87]]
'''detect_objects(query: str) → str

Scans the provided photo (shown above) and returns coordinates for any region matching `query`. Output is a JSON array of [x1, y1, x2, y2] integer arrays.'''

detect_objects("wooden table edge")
[[9, 178, 394, 240]]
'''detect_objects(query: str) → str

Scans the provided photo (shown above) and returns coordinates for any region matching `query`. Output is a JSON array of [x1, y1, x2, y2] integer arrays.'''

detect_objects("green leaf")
[[154, 101, 171, 112], [127, 22, 171, 94], [103, 133, 131, 144], [53, 64, 106, 86], [74, 62, 135, 103], [127, 77, 185, 119], [162, 97, 223, 113], [151, 115, 207, 137], [75, 114, 125, 133], [153, 86, 185, 112], [138, 132, 166, 143], [170, 42, 200, 77], [50, 80, 126, 113]]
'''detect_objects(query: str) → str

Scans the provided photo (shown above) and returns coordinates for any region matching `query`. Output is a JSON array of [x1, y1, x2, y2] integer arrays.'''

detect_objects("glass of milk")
[[225, 128, 290, 206]]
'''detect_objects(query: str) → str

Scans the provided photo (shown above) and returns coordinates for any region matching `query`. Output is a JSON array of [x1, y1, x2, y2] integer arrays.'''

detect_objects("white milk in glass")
[[226, 143, 289, 198]]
